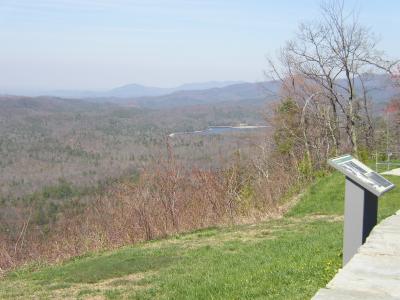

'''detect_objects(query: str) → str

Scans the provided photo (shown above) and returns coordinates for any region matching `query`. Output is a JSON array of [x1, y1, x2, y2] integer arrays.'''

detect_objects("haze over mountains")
[[100, 81, 280, 108], [1, 74, 398, 110], [89, 74, 399, 110], [1, 81, 245, 99]]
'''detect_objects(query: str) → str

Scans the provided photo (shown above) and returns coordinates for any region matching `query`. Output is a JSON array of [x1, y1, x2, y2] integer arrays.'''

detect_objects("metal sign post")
[[328, 155, 395, 266], [343, 178, 377, 264]]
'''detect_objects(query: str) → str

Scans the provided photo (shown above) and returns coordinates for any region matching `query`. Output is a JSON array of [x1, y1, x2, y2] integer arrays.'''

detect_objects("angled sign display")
[[328, 154, 396, 265], [328, 154, 395, 197]]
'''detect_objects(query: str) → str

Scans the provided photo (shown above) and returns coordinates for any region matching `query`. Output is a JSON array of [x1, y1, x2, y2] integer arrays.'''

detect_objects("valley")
[[0, 98, 266, 200], [1, 1, 399, 298]]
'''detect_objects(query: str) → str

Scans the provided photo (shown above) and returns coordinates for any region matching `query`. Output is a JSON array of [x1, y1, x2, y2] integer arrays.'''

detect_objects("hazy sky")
[[1, 0, 399, 91]]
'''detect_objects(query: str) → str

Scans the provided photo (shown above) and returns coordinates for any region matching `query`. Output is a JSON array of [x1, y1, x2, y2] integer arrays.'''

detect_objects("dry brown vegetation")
[[1, 0, 398, 277], [0, 96, 269, 272], [0, 137, 306, 273], [0, 95, 263, 199], [267, 0, 398, 160]]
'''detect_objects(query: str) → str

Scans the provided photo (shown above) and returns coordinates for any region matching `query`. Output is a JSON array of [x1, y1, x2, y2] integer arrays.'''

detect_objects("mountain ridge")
[[1, 81, 246, 99], [1, 74, 398, 110]]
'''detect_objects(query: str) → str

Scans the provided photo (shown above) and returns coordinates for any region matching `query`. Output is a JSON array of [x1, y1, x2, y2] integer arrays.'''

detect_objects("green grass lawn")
[[1, 172, 399, 299]]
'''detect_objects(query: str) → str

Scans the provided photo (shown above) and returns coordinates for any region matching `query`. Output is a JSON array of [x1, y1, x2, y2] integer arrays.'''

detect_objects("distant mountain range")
[[112, 81, 280, 108], [93, 74, 398, 109], [1, 75, 398, 110], [2, 81, 245, 99]]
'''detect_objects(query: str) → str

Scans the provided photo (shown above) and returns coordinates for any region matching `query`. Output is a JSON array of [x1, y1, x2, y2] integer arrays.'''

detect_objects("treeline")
[[267, 1, 399, 170], [0, 142, 312, 272], [1, 0, 399, 274], [0, 97, 263, 199]]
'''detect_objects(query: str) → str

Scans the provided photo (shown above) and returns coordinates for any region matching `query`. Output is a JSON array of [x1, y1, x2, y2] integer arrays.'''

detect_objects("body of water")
[[169, 125, 268, 137]]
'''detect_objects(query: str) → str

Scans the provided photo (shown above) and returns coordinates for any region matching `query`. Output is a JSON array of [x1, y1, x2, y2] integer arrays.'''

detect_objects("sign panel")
[[328, 154, 395, 196]]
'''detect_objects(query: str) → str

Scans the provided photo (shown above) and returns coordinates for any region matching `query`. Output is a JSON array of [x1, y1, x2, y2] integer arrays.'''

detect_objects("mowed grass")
[[1, 172, 399, 299]]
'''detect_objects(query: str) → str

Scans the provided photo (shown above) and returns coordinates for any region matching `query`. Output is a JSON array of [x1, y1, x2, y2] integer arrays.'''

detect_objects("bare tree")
[[268, 0, 398, 155], [394, 65, 400, 86]]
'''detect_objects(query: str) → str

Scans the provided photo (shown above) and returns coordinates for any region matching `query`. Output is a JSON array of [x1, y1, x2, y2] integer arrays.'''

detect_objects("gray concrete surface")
[[381, 168, 400, 176], [312, 210, 400, 299]]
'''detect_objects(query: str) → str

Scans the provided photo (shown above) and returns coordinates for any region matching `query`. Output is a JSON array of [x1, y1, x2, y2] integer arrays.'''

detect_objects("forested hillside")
[[1, 171, 399, 299], [0, 1, 399, 292], [0, 95, 265, 198]]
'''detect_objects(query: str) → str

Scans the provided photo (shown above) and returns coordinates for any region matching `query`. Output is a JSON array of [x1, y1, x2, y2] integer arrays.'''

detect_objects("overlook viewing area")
[[0, 1, 399, 299], [0, 156, 399, 299], [314, 156, 400, 300], [313, 209, 400, 299]]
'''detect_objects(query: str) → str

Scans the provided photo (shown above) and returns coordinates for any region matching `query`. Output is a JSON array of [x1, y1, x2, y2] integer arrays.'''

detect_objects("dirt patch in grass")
[[288, 214, 343, 223], [139, 212, 342, 254], [35, 271, 155, 299], [84, 296, 104, 300]]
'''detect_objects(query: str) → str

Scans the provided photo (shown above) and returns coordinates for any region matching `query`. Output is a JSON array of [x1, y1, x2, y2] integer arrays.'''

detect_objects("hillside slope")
[[1, 172, 399, 300], [108, 81, 278, 108]]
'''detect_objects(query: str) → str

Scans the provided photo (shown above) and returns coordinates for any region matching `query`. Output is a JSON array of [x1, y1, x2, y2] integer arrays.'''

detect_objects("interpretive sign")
[[328, 154, 394, 197], [328, 154, 395, 265]]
